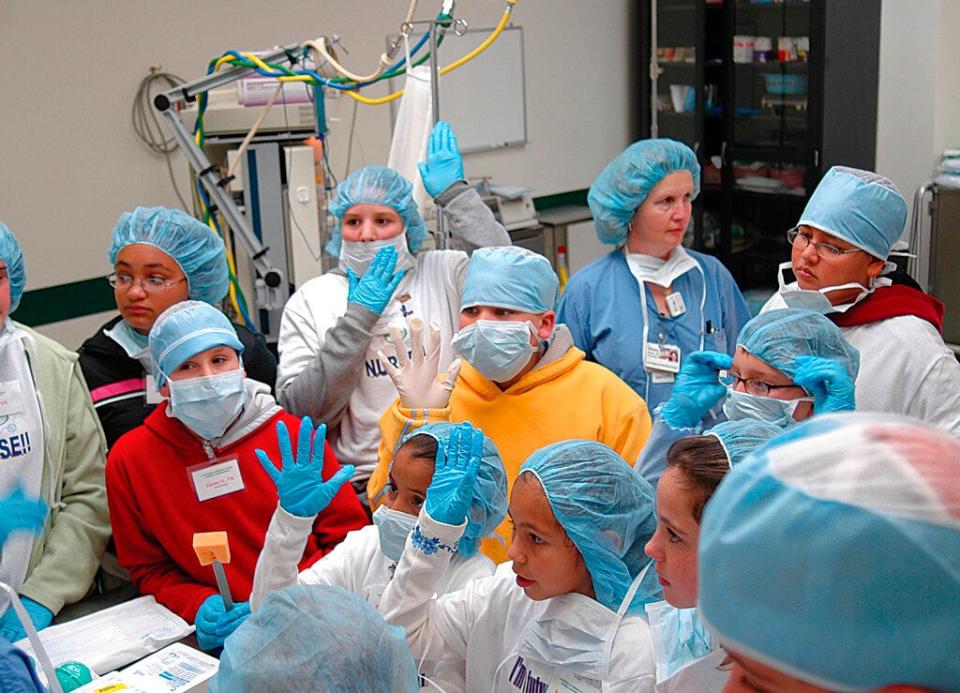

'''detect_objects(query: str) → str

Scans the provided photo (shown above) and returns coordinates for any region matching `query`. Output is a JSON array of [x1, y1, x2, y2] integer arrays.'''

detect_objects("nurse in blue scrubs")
[[558, 139, 749, 411]]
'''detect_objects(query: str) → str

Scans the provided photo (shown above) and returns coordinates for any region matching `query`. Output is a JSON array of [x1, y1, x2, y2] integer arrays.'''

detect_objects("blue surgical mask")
[[372, 505, 418, 562], [722, 387, 810, 428], [451, 319, 537, 383], [167, 369, 245, 440], [776, 261, 872, 315], [645, 601, 715, 682]]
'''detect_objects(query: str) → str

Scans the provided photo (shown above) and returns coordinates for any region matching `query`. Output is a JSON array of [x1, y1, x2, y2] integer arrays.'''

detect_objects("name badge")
[[0, 380, 25, 417], [651, 370, 676, 384], [645, 342, 681, 374], [665, 291, 687, 317], [189, 457, 245, 502], [144, 375, 164, 405]]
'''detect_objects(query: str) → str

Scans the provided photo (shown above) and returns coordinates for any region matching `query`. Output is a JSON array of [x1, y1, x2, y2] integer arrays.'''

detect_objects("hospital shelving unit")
[[636, 0, 881, 292]]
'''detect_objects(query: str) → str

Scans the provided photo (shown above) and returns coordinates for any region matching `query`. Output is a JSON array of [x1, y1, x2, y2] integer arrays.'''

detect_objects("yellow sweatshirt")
[[367, 338, 652, 563]]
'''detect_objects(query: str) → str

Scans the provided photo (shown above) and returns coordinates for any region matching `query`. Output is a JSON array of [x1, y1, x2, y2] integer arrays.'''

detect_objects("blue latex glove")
[[794, 355, 856, 414], [0, 484, 47, 546], [0, 596, 53, 642], [424, 422, 483, 526], [195, 596, 252, 651], [346, 245, 406, 315], [256, 416, 355, 518], [660, 351, 733, 429], [417, 121, 465, 198]]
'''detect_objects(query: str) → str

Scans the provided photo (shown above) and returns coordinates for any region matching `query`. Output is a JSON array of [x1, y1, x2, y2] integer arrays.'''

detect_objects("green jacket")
[[16, 323, 109, 614]]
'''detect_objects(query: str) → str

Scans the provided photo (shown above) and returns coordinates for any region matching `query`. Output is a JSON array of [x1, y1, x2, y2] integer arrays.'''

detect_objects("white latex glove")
[[378, 316, 462, 409]]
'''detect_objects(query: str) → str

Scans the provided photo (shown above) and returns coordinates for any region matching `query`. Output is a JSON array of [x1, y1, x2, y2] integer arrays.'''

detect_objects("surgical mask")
[[105, 320, 150, 360], [372, 505, 418, 563], [510, 562, 653, 683], [451, 319, 538, 383], [776, 261, 872, 315], [338, 235, 416, 276], [167, 368, 245, 440], [722, 387, 810, 428], [624, 246, 699, 288], [645, 601, 715, 683]]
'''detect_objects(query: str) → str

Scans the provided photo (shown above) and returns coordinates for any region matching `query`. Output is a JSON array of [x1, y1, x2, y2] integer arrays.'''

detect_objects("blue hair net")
[[460, 247, 559, 313], [705, 419, 783, 468], [737, 308, 859, 382], [699, 412, 960, 692], [149, 300, 244, 387], [108, 206, 229, 305], [520, 440, 660, 614], [327, 166, 428, 257], [588, 139, 701, 245], [0, 222, 26, 314], [211, 585, 418, 693], [396, 422, 508, 558], [799, 166, 907, 260]]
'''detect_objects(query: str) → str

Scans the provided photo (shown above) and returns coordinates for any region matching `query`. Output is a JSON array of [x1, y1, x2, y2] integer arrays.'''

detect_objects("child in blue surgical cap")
[[78, 206, 276, 448], [105, 301, 367, 651], [276, 122, 510, 505], [251, 419, 507, 690], [381, 434, 661, 691]]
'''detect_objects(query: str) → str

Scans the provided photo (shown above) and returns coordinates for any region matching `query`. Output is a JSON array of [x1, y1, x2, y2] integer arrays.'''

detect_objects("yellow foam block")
[[192, 531, 231, 565]]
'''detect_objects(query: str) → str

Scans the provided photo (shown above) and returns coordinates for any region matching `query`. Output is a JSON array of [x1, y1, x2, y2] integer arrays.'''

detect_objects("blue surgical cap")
[[211, 585, 418, 693], [327, 166, 428, 257], [460, 247, 559, 314], [799, 166, 907, 259], [737, 308, 859, 383], [0, 222, 26, 314], [699, 412, 960, 692], [397, 422, 508, 558], [108, 206, 229, 305], [705, 419, 783, 468], [149, 300, 244, 387], [589, 139, 701, 245], [520, 440, 660, 614]]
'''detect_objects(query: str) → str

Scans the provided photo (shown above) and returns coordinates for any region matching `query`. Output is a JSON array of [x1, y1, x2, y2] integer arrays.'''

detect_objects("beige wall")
[[0, 0, 635, 348], [876, 0, 960, 206]]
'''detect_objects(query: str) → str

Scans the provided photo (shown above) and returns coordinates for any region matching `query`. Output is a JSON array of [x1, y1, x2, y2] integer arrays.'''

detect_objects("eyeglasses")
[[786, 227, 863, 260], [108, 272, 187, 294], [718, 370, 801, 398]]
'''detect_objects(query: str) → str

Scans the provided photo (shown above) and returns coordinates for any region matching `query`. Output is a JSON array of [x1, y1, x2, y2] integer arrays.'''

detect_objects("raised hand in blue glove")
[[661, 350, 733, 429], [793, 355, 856, 414], [424, 422, 483, 526], [0, 484, 47, 546], [0, 596, 53, 643], [346, 245, 406, 315], [195, 595, 252, 650], [417, 121, 465, 199], [256, 416, 355, 518]]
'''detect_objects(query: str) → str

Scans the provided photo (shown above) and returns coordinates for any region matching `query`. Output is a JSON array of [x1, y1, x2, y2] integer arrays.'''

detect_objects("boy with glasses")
[[764, 166, 960, 433]]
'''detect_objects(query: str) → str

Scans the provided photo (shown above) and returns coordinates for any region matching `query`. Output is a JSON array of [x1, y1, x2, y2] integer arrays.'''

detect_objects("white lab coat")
[[250, 507, 494, 691], [764, 291, 960, 434], [380, 511, 657, 692]]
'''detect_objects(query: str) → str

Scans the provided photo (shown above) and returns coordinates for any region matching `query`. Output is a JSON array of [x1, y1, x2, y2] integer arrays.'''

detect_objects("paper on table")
[[15, 596, 194, 675], [73, 643, 220, 693]]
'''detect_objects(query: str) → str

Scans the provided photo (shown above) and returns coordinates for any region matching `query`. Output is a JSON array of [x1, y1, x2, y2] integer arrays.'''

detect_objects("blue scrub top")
[[558, 248, 750, 412]]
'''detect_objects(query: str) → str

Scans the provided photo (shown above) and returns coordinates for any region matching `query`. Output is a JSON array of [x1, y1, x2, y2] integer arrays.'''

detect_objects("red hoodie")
[[106, 403, 368, 622], [829, 284, 945, 334]]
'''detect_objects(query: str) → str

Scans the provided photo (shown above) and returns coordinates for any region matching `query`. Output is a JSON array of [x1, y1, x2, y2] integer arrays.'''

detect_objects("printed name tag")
[[651, 370, 676, 384], [144, 375, 164, 405], [0, 380, 25, 417], [644, 342, 681, 374], [189, 457, 245, 502]]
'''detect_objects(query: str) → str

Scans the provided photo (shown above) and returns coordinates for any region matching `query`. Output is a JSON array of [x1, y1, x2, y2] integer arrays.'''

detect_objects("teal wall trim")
[[16, 277, 114, 327]]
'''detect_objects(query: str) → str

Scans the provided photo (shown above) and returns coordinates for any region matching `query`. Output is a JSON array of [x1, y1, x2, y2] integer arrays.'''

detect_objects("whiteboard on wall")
[[388, 26, 527, 153]]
